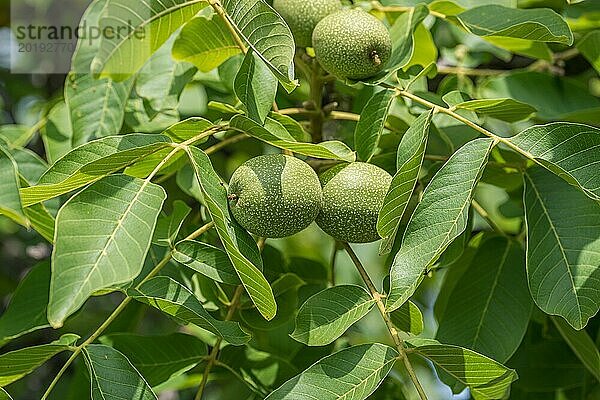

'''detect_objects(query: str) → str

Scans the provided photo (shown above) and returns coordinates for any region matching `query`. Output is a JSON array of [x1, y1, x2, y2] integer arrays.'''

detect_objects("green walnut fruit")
[[273, 0, 342, 48], [316, 162, 392, 243], [228, 154, 323, 238], [312, 9, 392, 80]]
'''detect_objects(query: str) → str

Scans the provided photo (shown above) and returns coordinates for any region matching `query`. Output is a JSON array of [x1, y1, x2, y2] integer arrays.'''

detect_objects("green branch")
[[342, 243, 429, 400]]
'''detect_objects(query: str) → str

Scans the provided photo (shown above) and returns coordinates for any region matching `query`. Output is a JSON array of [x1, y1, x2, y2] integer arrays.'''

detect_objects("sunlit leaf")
[[410, 341, 518, 400], [354, 89, 395, 162], [20, 134, 171, 207], [509, 122, 600, 201], [48, 175, 166, 327], [266, 344, 398, 400], [186, 147, 276, 320], [173, 240, 240, 284], [458, 5, 573, 44], [387, 138, 494, 311], [230, 115, 355, 162], [291, 285, 375, 346], [173, 15, 242, 72], [377, 109, 433, 254], [91, 0, 208, 79], [220, 0, 297, 92]]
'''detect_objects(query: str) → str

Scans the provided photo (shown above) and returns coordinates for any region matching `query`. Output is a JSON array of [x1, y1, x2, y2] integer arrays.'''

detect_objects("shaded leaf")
[[509, 122, 600, 201], [458, 5, 573, 44], [152, 200, 191, 247], [0, 334, 79, 386], [100, 332, 207, 386], [411, 342, 518, 400], [21, 134, 171, 207], [480, 72, 600, 124], [387, 138, 494, 311], [0, 262, 50, 346], [524, 167, 600, 330], [577, 30, 600, 74], [230, 115, 355, 162], [291, 285, 375, 346], [235, 49, 278, 124], [552, 317, 600, 381], [173, 240, 240, 284], [48, 175, 166, 327], [0, 146, 27, 226], [377, 109, 433, 254], [128, 277, 250, 345], [83, 344, 157, 400], [42, 101, 74, 164], [266, 344, 398, 400], [354, 89, 395, 162], [0, 388, 11, 400], [186, 147, 276, 320], [437, 236, 532, 362], [390, 301, 424, 335]]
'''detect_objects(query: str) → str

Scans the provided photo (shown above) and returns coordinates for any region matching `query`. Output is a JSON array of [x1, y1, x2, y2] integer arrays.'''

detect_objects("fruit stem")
[[41, 221, 215, 400], [342, 243, 429, 400]]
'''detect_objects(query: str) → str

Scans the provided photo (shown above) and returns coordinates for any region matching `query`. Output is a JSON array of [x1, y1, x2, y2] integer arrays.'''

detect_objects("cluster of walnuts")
[[227, 155, 392, 243], [273, 0, 393, 80], [226, 2, 396, 242]]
